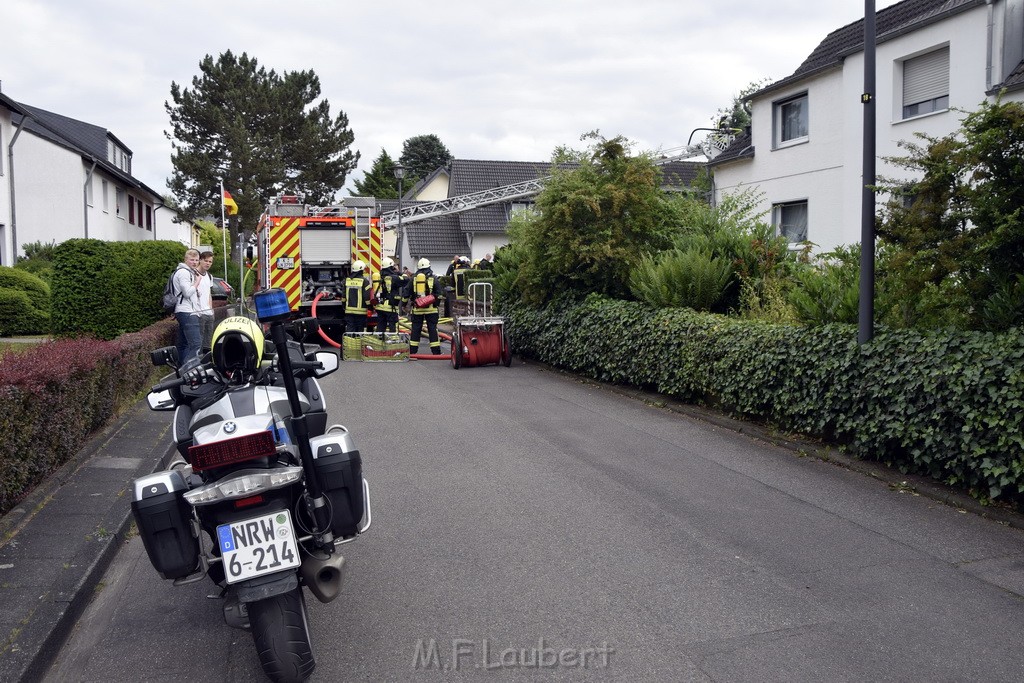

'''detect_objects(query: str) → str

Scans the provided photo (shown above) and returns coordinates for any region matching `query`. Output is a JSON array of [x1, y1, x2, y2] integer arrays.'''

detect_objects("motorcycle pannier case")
[[310, 428, 365, 538], [131, 470, 199, 580]]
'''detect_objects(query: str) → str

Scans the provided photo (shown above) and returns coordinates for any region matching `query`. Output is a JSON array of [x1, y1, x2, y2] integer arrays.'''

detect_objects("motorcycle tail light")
[[189, 430, 277, 472], [234, 495, 265, 509]]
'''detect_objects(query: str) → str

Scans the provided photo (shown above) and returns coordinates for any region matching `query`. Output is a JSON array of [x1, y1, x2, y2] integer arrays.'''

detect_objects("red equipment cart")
[[451, 282, 512, 369]]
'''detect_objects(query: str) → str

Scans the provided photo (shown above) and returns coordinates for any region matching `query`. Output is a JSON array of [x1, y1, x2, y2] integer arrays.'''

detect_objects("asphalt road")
[[43, 355, 1024, 682]]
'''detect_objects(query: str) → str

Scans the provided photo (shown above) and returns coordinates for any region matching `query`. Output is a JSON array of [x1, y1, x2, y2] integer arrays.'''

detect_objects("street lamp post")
[[393, 163, 406, 267]]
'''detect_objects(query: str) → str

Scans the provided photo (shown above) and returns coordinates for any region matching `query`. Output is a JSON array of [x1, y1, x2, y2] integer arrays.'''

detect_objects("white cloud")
[[0, 0, 901, 197]]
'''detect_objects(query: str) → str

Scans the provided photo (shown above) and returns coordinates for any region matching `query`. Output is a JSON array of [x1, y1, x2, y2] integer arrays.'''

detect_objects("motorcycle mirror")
[[151, 346, 179, 367], [147, 389, 177, 411], [312, 350, 339, 378]]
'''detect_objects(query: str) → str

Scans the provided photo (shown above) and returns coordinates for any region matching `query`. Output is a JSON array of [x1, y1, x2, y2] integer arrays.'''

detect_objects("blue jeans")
[[175, 312, 201, 367]]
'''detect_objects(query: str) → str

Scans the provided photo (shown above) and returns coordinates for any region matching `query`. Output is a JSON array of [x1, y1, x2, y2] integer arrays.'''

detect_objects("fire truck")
[[254, 194, 395, 335]]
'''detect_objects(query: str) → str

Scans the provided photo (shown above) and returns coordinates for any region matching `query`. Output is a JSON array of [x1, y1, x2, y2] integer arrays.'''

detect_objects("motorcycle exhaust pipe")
[[300, 552, 347, 604]]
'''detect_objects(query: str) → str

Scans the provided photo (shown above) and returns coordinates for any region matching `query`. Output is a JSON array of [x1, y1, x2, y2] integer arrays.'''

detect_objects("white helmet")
[[417, 257, 430, 270], [351, 260, 366, 274], [381, 256, 395, 269]]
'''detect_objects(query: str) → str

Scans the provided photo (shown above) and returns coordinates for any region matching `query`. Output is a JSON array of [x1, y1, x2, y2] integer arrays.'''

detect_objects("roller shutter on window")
[[300, 228, 352, 263], [903, 47, 949, 106]]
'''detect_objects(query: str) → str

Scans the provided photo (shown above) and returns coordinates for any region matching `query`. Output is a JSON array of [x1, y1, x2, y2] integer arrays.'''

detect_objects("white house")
[[709, 0, 1024, 252], [0, 88, 196, 266]]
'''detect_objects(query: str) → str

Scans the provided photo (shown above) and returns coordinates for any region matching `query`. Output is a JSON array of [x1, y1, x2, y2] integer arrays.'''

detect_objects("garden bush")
[[0, 319, 176, 515], [0, 266, 51, 335]]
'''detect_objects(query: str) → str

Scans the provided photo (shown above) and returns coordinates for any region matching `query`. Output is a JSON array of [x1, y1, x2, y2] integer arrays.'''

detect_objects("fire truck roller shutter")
[[300, 228, 353, 263]]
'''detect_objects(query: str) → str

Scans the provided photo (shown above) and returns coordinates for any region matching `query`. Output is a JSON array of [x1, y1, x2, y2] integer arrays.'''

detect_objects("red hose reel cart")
[[451, 283, 512, 369]]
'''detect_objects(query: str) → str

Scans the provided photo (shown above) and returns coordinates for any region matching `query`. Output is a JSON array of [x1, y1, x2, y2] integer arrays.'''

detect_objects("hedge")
[[0, 319, 176, 515], [49, 238, 186, 339], [506, 295, 1024, 504], [0, 267, 50, 335]]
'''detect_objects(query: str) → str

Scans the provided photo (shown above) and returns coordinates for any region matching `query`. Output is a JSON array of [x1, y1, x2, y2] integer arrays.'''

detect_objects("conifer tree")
[[166, 50, 359, 253]]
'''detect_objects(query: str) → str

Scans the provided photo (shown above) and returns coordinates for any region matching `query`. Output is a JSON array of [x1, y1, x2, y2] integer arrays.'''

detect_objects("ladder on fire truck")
[[377, 128, 737, 228]]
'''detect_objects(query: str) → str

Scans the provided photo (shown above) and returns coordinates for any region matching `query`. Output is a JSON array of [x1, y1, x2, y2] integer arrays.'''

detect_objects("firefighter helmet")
[[351, 260, 366, 274], [417, 257, 430, 270], [211, 316, 265, 383], [381, 256, 395, 269]]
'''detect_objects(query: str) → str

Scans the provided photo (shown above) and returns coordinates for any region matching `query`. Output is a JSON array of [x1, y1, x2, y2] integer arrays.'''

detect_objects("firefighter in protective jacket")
[[408, 257, 442, 354], [343, 260, 372, 334], [375, 257, 402, 333]]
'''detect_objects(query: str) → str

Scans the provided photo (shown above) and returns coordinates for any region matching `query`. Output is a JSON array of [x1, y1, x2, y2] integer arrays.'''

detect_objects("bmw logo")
[[223, 421, 237, 434]]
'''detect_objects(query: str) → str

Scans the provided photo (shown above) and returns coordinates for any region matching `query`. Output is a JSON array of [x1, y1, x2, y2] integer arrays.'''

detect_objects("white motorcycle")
[[131, 289, 370, 683]]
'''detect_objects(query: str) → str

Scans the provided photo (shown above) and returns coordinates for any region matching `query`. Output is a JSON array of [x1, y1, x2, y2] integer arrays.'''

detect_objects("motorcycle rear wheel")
[[248, 587, 315, 683]]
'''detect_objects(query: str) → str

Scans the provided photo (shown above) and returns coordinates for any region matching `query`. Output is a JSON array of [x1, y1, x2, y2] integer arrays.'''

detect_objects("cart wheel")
[[501, 327, 512, 367], [451, 332, 462, 369]]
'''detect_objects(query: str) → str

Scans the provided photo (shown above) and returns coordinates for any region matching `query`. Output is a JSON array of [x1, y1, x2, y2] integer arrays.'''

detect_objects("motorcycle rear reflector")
[[189, 431, 277, 472], [253, 288, 292, 323]]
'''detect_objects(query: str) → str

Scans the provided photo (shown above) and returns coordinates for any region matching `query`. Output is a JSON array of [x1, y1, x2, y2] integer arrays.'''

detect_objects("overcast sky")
[[2, 0, 900, 197]]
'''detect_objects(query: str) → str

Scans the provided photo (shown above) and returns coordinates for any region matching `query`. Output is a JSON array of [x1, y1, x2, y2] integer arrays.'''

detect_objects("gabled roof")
[[711, 0, 986, 165], [11, 101, 163, 199], [0, 92, 30, 117], [756, 0, 984, 99]]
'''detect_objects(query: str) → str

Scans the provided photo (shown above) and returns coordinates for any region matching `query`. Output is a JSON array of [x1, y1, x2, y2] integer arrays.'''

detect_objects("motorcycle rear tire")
[[248, 587, 316, 683]]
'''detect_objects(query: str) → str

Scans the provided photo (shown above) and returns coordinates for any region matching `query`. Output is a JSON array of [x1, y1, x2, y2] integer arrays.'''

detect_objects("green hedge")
[[50, 239, 185, 340], [506, 295, 1024, 503], [0, 267, 50, 335], [0, 319, 176, 515]]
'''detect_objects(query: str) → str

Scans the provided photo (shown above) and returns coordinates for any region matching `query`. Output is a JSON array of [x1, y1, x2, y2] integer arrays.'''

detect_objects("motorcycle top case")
[[310, 427, 365, 538], [131, 469, 199, 580]]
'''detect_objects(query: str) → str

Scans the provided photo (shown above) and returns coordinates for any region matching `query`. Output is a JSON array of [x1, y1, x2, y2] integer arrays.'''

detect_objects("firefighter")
[[343, 260, 372, 334], [408, 257, 442, 355], [375, 257, 402, 333]]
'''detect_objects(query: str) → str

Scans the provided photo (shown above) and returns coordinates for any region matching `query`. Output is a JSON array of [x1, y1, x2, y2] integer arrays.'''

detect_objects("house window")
[[902, 47, 949, 119], [774, 93, 808, 147], [115, 188, 125, 219], [773, 201, 808, 243], [129, 196, 135, 224], [102, 179, 109, 212], [146, 205, 152, 230]]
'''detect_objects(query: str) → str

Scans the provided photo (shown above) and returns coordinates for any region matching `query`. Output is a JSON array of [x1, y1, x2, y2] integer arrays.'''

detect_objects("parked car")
[[212, 277, 232, 300]]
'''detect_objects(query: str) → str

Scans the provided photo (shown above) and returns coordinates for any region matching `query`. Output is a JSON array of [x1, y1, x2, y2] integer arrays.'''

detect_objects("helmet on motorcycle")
[[351, 260, 366, 274], [417, 257, 430, 270], [381, 256, 395, 269], [211, 316, 265, 383]]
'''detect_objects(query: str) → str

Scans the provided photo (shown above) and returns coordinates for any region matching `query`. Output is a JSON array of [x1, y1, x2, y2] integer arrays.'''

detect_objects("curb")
[[525, 360, 1024, 532], [0, 400, 176, 683]]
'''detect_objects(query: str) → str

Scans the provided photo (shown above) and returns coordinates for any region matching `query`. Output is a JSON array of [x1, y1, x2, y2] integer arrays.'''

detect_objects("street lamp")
[[393, 163, 406, 268]]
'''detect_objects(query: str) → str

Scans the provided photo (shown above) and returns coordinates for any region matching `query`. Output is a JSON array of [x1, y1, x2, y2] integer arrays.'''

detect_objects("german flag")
[[223, 190, 239, 216]]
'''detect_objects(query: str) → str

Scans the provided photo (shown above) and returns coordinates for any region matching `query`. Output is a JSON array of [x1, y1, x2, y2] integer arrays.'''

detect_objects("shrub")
[[630, 247, 733, 312], [0, 266, 51, 335]]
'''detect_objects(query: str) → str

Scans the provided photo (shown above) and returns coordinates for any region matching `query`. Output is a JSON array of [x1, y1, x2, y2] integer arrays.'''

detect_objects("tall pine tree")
[[166, 50, 359, 253], [351, 149, 402, 198]]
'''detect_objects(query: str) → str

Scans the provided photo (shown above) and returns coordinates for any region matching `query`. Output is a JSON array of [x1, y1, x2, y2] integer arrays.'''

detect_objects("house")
[[401, 158, 701, 268], [709, 0, 1024, 252], [0, 89, 196, 266]]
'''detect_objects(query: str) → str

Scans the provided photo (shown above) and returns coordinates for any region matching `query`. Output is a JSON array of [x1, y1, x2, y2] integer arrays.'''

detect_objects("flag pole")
[[220, 179, 229, 281]]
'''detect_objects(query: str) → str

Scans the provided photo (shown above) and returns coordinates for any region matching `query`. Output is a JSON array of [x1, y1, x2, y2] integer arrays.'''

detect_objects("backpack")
[[161, 266, 188, 313]]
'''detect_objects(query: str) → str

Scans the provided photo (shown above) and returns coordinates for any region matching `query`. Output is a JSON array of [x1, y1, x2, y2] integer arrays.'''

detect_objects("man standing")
[[343, 260, 372, 334], [408, 257, 442, 355], [195, 251, 215, 354], [374, 257, 402, 333], [173, 248, 202, 367]]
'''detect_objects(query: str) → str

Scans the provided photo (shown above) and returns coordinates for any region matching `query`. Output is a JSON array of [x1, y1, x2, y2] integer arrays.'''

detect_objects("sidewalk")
[[0, 399, 175, 683]]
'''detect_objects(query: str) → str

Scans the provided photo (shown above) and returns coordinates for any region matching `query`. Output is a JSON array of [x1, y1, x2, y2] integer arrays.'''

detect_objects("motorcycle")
[[130, 289, 371, 683]]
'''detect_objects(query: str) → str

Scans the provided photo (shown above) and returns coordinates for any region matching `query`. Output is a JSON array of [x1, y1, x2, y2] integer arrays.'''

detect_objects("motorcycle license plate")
[[217, 511, 300, 584]]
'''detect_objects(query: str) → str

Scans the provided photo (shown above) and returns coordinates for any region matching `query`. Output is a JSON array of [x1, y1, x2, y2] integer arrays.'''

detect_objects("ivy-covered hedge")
[[50, 239, 185, 339], [506, 295, 1024, 503], [0, 319, 176, 515]]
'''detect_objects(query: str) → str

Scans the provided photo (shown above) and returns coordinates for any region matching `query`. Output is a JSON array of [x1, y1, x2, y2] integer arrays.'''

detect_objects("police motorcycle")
[[131, 289, 370, 683]]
